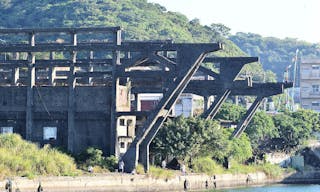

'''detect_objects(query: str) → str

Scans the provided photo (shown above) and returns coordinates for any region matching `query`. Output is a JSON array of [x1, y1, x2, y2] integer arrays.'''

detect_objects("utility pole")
[[291, 49, 299, 111]]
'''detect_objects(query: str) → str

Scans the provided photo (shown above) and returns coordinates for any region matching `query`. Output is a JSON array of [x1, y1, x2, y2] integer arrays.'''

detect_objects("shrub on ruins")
[[0, 134, 78, 179], [75, 147, 118, 172]]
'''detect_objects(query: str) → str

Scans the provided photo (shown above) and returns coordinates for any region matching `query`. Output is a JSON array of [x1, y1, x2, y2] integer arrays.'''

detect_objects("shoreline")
[[1, 171, 319, 192]]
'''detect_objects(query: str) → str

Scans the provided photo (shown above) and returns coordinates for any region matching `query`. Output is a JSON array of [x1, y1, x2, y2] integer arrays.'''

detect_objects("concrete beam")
[[0, 27, 121, 34]]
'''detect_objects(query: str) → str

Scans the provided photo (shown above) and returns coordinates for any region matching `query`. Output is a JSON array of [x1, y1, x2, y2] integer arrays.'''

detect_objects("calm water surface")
[[213, 184, 320, 192]]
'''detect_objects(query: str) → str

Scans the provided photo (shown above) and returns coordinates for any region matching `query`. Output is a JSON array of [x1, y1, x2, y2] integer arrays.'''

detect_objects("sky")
[[148, 0, 319, 43]]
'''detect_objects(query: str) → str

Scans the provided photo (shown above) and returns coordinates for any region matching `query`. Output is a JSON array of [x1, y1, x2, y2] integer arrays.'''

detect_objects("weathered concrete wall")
[[0, 172, 274, 192], [0, 86, 112, 154]]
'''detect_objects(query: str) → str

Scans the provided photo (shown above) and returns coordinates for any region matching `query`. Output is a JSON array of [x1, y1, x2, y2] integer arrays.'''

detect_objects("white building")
[[300, 58, 320, 112]]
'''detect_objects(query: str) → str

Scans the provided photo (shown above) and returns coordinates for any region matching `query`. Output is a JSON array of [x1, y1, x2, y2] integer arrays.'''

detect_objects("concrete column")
[[12, 52, 19, 85], [110, 29, 121, 156], [71, 32, 77, 46], [67, 32, 77, 152], [26, 32, 35, 140], [88, 51, 93, 85], [131, 93, 140, 111], [49, 52, 56, 85], [203, 95, 210, 111], [235, 95, 239, 106]]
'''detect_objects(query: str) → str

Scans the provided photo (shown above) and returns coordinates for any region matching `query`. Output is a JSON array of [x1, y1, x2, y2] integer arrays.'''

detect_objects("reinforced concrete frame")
[[0, 27, 293, 174]]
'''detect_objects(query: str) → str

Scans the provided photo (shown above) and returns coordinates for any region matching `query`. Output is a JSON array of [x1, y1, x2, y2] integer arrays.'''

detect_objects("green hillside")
[[0, 0, 271, 80]]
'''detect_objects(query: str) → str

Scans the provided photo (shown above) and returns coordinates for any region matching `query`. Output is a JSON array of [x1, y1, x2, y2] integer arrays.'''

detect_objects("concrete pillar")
[[88, 51, 94, 85], [26, 32, 35, 140], [49, 52, 56, 86], [12, 52, 19, 85], [110, 29, 121, 156], [203, 95, 210, 111], [67, 32, 77, 152], [132, 93, 140, 111], [234, 96, 239, 105]]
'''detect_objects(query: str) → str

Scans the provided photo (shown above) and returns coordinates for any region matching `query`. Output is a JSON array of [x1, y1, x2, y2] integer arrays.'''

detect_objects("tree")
[[245, 111, 278, 151], [214, 103, 246, 123], [210, 23, 231, 37], [272, 112, 313, 151], [228, 133, 253, 163], [150, 116, 226, 162], [290, 109, 320, 132]]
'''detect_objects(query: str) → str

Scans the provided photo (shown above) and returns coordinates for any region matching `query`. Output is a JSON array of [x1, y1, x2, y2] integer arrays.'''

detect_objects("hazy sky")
[[148, 0, 319, 43]]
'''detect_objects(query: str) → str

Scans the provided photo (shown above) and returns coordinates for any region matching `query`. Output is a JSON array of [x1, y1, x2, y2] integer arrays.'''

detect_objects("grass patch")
[[148, 166, 175, 179], [0, 134, 79, 179], [136, 164, 145, 174], [227, 160, 284, 178], [190, 157, 284, 178], [256, 163, 284, 178], [192, 157, 225, 175]]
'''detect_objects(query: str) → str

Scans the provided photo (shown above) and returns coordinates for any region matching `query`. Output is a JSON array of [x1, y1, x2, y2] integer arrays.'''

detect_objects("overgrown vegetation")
[[151, 104, 319, 177], [75, 147, 118, 172], [0, 134, 79, 179]]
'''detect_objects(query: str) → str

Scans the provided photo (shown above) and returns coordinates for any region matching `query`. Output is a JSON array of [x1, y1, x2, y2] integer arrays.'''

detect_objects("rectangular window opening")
[[1, 127, 13, 134], [43, 127, 57, 140], [120, 142, 125, 148], [119, 119, 125, 126]]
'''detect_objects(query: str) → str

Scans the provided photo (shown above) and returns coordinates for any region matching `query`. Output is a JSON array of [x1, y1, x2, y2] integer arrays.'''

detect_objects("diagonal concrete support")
[[201, 89, 231, 120], [232, 96, 264, 138], [231, 82, 292, 138]]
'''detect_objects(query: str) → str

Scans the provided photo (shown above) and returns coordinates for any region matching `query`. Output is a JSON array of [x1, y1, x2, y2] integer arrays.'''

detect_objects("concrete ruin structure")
[[0, 27, 292, 173]]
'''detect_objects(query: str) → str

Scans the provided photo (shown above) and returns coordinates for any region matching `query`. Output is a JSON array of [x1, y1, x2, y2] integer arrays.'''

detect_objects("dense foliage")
[[245, 111, 278, 150], [150, 116, 227, 161], [216, 103, 320, 153], [230, 32, 320, 80], [75, 147, 118, 172], [0, 134, 78, 179], [152, 104, 320, 163], [215, 102, 246, 123], [150, 116, 253, 163], [272, 110, 320, 151]]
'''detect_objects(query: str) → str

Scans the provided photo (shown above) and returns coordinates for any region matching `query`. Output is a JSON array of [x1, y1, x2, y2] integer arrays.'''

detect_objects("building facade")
[[300, 58, 320, 112]]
